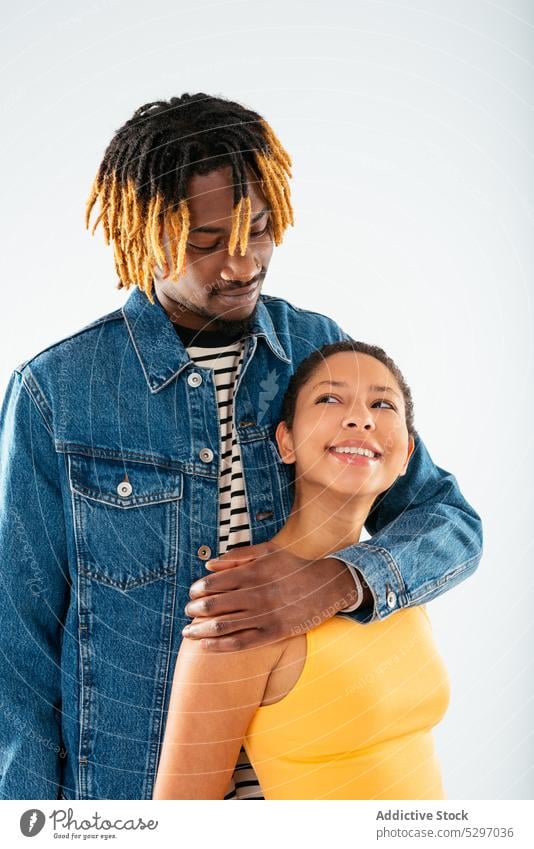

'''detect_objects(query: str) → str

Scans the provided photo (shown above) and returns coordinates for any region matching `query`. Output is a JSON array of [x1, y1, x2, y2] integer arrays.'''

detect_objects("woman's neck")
[[270, 488, 373, 561]]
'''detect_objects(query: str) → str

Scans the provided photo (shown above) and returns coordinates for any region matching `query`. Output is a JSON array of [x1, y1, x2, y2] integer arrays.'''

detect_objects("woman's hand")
[[182, 542, 361, 650]]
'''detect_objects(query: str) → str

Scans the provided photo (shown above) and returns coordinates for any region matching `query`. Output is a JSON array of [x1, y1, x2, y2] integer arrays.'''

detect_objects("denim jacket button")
[[386, 590, 397, 609], [197, 545, 212, 560], [116, 480, 132, 497], [187, 372, 203, 388], [199, 448, 214, 463]]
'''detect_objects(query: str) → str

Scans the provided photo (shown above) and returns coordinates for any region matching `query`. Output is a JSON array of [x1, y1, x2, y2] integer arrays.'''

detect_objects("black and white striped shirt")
[[174, 322, 263, 799], [184, 338, 251, 554]]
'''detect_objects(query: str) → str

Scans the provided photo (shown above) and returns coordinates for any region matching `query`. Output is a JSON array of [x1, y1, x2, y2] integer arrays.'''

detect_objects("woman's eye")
[[372, 399, 396, 410], [315, 394, 340, 404]]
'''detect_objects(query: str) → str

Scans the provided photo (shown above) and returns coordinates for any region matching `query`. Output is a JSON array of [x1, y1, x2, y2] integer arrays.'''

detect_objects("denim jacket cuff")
[[329, 541, 406, 623]]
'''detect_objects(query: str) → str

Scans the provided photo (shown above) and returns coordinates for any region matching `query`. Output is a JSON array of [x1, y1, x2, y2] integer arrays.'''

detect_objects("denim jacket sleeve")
[[0, 369, 70, 799], [331, 432, 483, 623]]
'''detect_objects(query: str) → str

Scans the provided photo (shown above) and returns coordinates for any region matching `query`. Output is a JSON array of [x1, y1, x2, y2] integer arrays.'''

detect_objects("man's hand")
[[182, 542, 361, 651]]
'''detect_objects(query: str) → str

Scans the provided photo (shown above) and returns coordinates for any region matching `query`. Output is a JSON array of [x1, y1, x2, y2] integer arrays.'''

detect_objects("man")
[[0, 93, 482, 800]]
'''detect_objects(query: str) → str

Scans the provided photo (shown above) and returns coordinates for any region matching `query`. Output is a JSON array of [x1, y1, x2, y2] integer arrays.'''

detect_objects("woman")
[[153, 340, 450, 800]]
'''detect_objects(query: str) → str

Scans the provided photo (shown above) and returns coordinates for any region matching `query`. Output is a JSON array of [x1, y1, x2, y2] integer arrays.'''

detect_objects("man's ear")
[[275, 420, 296, 465], [399, 435, 415, 476]]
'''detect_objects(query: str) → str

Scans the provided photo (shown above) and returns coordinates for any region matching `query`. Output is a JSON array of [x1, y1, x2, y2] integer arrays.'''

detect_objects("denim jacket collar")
[[122, 287, 291, 394]]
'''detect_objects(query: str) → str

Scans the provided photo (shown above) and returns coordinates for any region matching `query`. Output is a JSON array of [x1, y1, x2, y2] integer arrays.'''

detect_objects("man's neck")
[[154, 283, 257, 340], [173, 322, 244, 348]]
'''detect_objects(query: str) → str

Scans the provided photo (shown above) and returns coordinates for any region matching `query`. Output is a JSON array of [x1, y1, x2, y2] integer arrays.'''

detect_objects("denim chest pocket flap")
[[68, 454, 183, 590]]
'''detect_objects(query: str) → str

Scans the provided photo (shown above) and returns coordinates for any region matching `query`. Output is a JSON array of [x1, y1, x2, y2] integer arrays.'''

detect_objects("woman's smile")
[[327, 438, 382, 466]]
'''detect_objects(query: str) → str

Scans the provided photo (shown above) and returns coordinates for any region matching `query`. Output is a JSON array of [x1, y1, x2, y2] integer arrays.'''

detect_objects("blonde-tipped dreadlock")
[[86, 95, 294, 303]]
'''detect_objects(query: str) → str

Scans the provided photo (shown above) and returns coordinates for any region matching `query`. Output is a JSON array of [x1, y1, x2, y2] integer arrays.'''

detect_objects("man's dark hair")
[[86, 93, 294, 301], [280, 340, 416, 436]]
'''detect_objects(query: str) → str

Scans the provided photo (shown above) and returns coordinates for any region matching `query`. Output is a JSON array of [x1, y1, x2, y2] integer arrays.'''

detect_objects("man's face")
[[154, 165, 274, 335]]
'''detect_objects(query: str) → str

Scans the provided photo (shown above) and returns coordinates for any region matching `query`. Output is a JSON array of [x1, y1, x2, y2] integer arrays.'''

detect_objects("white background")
[[1, 0, 532, 800]]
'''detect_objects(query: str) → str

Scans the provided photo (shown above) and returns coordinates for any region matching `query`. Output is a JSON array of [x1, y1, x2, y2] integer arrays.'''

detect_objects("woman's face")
[[276, 352, 415, 503]]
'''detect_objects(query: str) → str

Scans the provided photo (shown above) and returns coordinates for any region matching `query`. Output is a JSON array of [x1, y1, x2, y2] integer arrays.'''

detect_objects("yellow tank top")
[[243, 607, 450, 799]]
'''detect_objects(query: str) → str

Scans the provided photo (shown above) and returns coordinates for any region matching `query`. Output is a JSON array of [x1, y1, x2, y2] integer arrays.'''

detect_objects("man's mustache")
[[207, 273, 264, 295]]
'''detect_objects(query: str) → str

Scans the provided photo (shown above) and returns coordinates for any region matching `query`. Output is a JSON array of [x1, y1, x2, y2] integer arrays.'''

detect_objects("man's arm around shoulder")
[[331, 432, 483, 622]]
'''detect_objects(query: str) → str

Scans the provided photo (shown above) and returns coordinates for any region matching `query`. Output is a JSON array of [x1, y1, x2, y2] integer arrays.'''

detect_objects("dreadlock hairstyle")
[[85, 93, 294, 302]]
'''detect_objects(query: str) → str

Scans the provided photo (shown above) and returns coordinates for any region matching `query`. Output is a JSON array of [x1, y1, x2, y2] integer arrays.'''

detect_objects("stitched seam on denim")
[[261, 293, 343, 325], [354, 542, 406, 595], [14, 311, 123, 373], [56, 444, 218, 479], [427, 510, 483, 547], [141, 490, 180, 796], [330, 557, 380, 620], [70, 455, 87, 798], [150, 364, 197, 393], [78, 567, 177, 591], [19, 370, 54, 436], [123, 300, 193, 393], [56, 443, 179, 466], [254, 297, 291, 362], [122, 305, 159, 391], [69, 485, 183, 508], [253, 332, 291, 363], [143, 569, 178, 799], [406, 555, 481, 606]]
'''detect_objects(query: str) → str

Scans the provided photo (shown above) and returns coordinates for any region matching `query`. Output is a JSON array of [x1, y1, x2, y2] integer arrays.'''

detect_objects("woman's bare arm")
[[153, 622, 284, 799]]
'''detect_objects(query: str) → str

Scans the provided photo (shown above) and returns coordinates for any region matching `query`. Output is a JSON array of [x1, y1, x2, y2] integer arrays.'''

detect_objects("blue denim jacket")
[[0, 287, 482, 799]]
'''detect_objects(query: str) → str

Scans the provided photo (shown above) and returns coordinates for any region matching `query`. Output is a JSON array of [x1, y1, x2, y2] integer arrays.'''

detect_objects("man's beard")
[[171, 289, 259, 338]]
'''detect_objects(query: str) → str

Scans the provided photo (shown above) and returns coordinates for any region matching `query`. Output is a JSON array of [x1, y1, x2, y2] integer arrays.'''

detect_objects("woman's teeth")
[[330, 447, 377, 458]]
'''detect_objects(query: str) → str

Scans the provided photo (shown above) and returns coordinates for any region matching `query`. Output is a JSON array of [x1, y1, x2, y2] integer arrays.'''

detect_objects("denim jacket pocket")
[[68, 453, 182, 590]]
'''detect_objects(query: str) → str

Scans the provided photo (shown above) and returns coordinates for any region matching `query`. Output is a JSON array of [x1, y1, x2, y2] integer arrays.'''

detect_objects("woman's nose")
[[341, 406, 375, 431]]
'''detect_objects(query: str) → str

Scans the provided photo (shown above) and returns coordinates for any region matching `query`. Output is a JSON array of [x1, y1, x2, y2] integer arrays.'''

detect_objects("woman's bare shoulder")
[[176, 619, 290, 686]]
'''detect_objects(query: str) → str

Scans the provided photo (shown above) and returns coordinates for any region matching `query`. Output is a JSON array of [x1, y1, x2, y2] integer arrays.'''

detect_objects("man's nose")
[[220, 247, 260, 284]]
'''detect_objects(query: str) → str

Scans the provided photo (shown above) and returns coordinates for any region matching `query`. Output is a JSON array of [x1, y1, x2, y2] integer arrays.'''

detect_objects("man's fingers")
[[184, 592, 246, 619], [205, 556, 255, 572], [188, 569, 245, 599], [205, 541, 279, 571], [195, 629, 273, 653], [189, 555, 278, 599], [182, 613, 258, 640]]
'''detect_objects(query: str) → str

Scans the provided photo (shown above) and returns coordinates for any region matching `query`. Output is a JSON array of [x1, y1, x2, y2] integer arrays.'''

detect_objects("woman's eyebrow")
[[311, 380, 402, 400], [311, 380, 348, 390], [189, 206, 270, 234], [369, 384, 402, 399]]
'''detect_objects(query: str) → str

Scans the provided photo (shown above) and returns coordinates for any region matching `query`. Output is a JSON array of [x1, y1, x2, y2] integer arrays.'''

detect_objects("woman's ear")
[[399, 435, 415, 476], [275, 420, 296, 465]]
